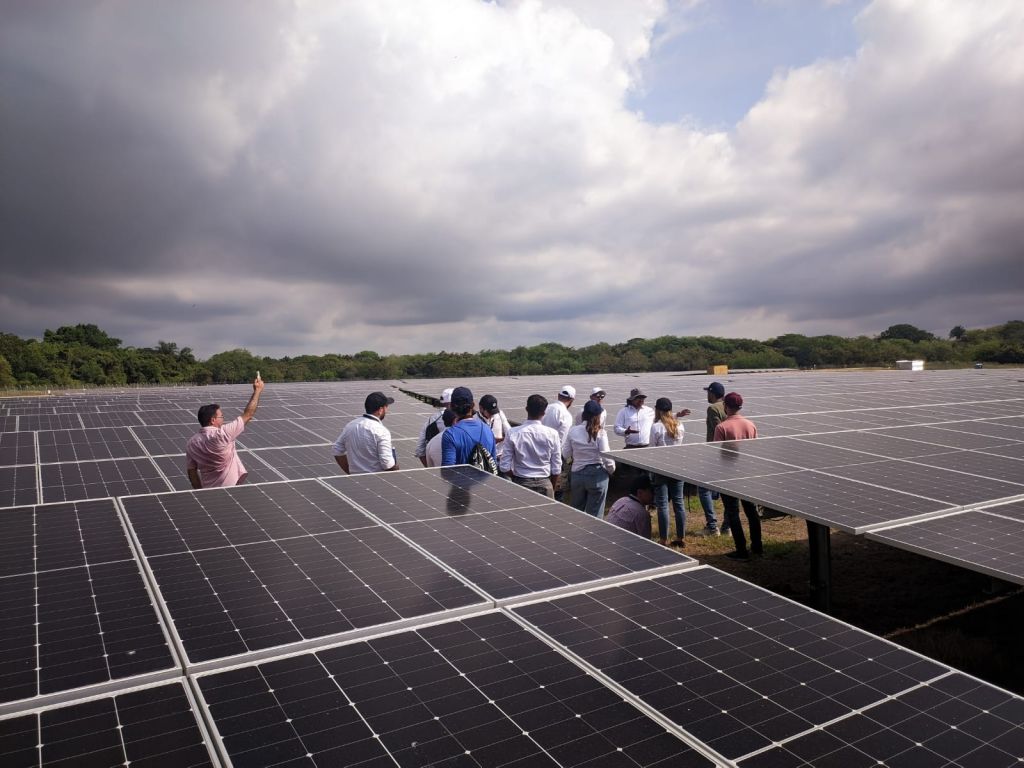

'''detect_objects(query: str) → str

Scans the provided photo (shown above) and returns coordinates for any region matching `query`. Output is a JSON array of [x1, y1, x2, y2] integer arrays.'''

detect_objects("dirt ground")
[[604, 479, 1024, 696]]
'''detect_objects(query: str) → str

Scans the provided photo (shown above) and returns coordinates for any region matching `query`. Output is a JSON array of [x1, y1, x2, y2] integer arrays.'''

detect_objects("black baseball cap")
[[703, 382, 725, 397], [365, 391, 395, 412], [479, 394, 499, 412]]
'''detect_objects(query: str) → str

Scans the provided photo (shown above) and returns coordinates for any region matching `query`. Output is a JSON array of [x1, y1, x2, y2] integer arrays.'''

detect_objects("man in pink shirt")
[[186, 376, 265, 488], [713, 392, 762, 560]]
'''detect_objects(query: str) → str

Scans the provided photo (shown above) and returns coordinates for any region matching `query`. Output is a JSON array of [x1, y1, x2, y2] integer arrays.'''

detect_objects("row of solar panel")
[[3, 469, 1023, 766]]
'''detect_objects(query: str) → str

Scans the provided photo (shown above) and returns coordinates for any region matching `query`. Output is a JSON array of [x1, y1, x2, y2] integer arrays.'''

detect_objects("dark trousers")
[[722, 494, 762, 555], [512, 475, 553, 498]]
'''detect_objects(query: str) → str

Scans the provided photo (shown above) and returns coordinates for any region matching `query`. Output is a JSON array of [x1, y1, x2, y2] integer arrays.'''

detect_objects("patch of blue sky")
[[629, 0, 869, 128]]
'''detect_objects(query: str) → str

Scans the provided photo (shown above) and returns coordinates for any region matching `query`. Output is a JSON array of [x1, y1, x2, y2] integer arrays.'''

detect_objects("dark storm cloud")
[[2, 1, 1023, 357]]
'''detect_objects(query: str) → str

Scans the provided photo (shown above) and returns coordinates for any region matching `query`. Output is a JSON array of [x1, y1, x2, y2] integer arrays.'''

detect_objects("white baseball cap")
[[440, 388, 453, 404], [559, 385, 576, 399]]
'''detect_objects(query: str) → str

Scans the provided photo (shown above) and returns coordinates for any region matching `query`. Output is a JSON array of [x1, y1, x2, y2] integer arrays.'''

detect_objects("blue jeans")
[[570, 464, 610, 518], [653, 477, 685, 540], [698, 487, 726, 532]]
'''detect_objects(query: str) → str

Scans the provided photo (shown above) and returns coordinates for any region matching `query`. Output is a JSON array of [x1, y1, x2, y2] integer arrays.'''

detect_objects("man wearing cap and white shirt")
[[477, 395, 513, 460], [542, 385, 575, 500], [501, 394, 562, 498], [333, 392, 398, 474], [415, 388, 452, 467], [425, 409, 456, 467], [614, 388, 655, 448]]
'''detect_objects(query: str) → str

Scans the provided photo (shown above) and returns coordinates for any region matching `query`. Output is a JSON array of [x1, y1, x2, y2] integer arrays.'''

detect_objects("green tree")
[[949, 325, 966, 340], [0, 354, 16, 388], [878, 324, 936, 343], [43, 323, 122, 349]]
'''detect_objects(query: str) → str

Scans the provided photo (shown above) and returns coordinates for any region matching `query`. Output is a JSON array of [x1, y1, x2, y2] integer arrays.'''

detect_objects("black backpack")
[[468, 442, 499, 475], [424, 414, 442, 443]]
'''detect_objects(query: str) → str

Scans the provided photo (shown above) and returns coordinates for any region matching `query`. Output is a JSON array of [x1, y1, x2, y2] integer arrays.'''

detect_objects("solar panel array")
[[598, 369, 1024, 589], [0, 380, 434, 507], [3, 370, 1024, 766]]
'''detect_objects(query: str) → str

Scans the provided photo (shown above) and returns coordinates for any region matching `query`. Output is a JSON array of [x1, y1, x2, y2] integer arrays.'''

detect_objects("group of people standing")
[[185, 377, 764, 560]]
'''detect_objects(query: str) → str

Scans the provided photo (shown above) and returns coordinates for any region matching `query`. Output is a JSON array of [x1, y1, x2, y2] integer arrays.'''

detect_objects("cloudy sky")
[[2, 0, 1022, 358]]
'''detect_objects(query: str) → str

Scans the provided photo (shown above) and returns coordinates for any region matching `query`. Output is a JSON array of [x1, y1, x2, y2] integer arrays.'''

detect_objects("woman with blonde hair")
[[562, 400, 616, 517], [650, 397, 687, 546]]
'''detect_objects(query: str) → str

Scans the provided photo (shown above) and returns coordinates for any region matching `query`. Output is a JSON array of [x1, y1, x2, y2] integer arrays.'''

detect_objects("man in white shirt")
[[614, 388, 655, 448], [425, 409, 456, 467], [542, 385, 575, 500], [415, 387, 452, 466], [477, 395, 513, 461], [333, 392, 398, 474], [500, 394, 562, 498]]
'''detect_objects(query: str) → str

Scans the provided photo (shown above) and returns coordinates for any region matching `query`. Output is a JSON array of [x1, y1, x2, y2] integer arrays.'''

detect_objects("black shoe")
[[751, 548, 764, 557], [725, 550, 750, 561]]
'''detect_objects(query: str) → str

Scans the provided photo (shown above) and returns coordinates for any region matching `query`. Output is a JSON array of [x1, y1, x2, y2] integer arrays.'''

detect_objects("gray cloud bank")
[[2, 0, 1022, 357]]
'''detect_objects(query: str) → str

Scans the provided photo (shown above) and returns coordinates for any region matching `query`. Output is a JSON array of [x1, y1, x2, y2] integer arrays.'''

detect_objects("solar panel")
[[820, 459, 1024, 507], [791, 430, 955, 459], [0, 433, 36, 466], [512, 567, 950, 762], [153, 452, 284, 491], [287, 415, 350, 441], [718, 437, 883, 471], [984, 442, 1024, 461], [714, 470, 956, 533], [78, 410, 143, 428], [0, 465, 39, 507], [196, 612, 715, 767], [39, 457, 170, 503], [235, 419, 324, 449], [907, 450, 1024, 485], [37, 427, 147, 463], [324, 465, 569, 524], [134, 408, 194, 426], [878, 425, 1019, 451], [325, 468, 695, 600], [866, 509, 1024, 586], [0, 681, 215, 767], [130, 423, 198, 456], [0, 499, 177, 712], [739, 672, 1024, 766], [249, 445, 344, 480], [120, 482, 488, 667], [931, 420, 1024, 441], [14, 414, 83, 432], [604, 444, 797, 486]]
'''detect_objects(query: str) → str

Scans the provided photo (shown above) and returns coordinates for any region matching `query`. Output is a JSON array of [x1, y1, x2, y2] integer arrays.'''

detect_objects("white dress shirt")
[[541, 401, 573, 444], [478, 411, 514, 460], [613, 404, 655, 446], [500, 420, 562, 478], [333, 414, 395, 473], [650, 420, 685, 447], [562, 424, 616, 474]]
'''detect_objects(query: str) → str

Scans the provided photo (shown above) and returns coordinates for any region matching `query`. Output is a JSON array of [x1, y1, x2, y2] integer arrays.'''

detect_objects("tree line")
[[0, 321, 1022, 389]]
